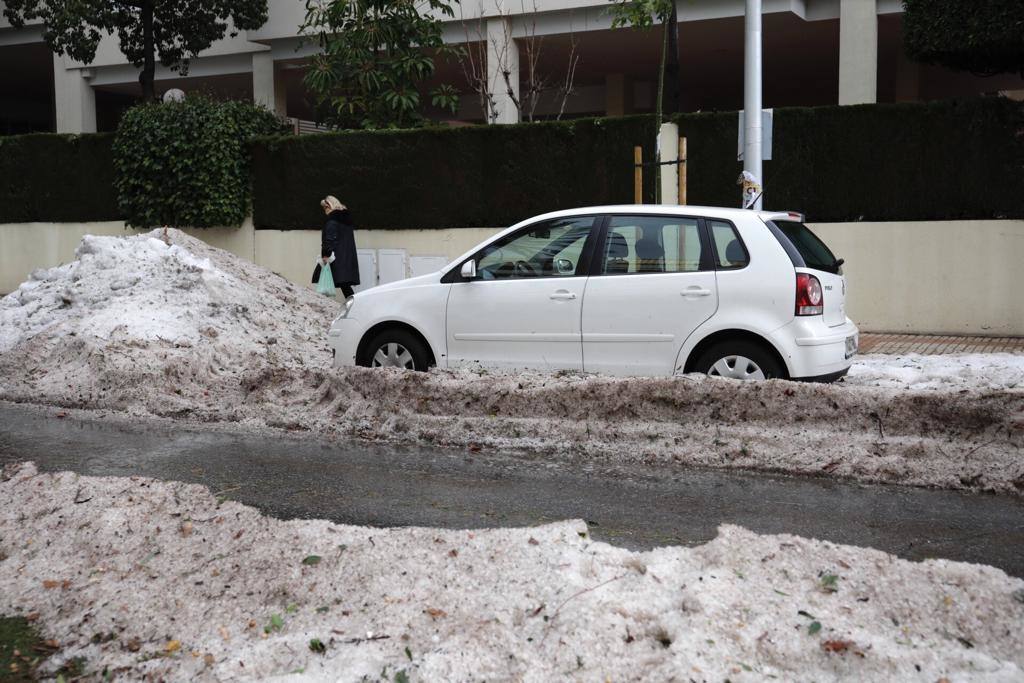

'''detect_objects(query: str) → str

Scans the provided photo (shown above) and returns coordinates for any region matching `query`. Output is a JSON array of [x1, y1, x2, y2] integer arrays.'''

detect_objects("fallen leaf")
[[179, 521, 193, 537], [808, 621, 822, 635], [42, 580, 61, 590], [204, 653, 215, 666], [301, 555, 322, 566], [424, 608, 447, 619], [165, 640, 181, 653], [822, 639, 856, 654], [448, 549, 458, 558], [528, 537, 539, 546]]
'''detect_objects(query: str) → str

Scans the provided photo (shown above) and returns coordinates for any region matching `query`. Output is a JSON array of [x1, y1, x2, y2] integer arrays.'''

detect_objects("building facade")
[[1, 0, 1022, 134]]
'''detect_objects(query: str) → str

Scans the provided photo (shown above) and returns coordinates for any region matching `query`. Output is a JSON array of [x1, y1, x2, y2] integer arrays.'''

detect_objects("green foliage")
[[308, 638, 326, 654], [301, 0, 461, 129], [112, 96, 283, 228], [250, 115, 659, 230], [753, 97, 1024, 221], [608, 0, 674, 29], [0, 616, 46, 682], [2, 0, 268, 99], [902, 0, 1024, 76], [0, 133, 121, 223], [264, 614, 284, 633], [301, 555, 322, 565]]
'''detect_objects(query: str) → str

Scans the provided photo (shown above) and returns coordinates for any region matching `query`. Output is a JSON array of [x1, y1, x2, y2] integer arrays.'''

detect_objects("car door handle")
[[549, 290, 577, 300], [682, 287, 713, 297]]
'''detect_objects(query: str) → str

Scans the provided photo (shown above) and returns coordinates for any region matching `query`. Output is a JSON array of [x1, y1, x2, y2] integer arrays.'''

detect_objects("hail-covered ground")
[[2, 462, 1022, 682], [1, 229, 1021, 494], [1, 231, 1023, 681]]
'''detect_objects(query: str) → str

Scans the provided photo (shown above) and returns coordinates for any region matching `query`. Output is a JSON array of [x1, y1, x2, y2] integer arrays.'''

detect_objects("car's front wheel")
[[358, 329, 431, 371], [693, 340, 784, 381]]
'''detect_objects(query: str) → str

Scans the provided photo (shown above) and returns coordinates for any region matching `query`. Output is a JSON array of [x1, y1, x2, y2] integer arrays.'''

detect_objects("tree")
[[902, 0, 1024, 77], [301, 0, 461, 129], [459, 1, 581, 123], [2, 0, 268, 102], [609, 0, 680, 119]]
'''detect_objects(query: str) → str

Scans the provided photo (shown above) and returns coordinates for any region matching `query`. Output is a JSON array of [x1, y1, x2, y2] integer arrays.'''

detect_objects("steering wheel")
[[513, 260, 537, 277]]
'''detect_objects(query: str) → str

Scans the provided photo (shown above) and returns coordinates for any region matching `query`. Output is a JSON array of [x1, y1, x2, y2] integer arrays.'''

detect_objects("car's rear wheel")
[[693, 340, 784, 381], [359, 329, 431, 371]]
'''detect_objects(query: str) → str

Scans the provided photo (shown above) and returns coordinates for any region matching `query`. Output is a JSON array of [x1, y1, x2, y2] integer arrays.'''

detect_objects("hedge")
[[113, 97, 283, 228], [2, 98, 1022, 228], [0, 133, 121, 223], [754, 98, 1024, 222], [250, 115, 660, 230]]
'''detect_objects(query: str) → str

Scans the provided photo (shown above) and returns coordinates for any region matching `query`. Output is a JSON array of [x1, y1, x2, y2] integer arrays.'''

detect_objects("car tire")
[[359, 329, 432, 372], [693, 340, 784, 381]]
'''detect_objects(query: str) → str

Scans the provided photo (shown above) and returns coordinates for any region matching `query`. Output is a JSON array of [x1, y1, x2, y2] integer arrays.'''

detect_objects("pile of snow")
[[1, 463, 1021, 681], [847, 353, 1024, 392], [0, 229, 338, 414], [0, 230, 1021, 493]]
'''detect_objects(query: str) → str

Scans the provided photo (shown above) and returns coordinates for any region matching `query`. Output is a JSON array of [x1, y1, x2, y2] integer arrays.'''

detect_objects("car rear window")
[[768, 221, 841, 274]]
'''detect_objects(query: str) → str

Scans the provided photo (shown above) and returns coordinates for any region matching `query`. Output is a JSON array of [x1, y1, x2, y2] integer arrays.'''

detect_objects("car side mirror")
[[460, 260, 477, 279], [555, 258, 574, 275]]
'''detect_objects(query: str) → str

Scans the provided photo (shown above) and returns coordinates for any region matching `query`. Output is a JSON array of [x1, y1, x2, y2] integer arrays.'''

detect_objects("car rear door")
[[580, 214, 718, 376]]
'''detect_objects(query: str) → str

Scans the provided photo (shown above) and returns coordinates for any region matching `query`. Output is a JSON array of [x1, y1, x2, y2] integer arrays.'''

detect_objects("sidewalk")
[[859, 333, 1024, 355]]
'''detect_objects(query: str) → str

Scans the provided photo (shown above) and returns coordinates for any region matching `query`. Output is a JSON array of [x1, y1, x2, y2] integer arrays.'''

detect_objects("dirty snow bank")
[[847, 353, 1024, 392], [1, 463, 1021, 682], [0, 231, 1021, 493], [0, 229, 338, 413]]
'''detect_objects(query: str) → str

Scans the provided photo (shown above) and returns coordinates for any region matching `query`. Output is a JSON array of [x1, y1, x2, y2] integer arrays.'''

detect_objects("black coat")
[[312, 209, 360, 286]]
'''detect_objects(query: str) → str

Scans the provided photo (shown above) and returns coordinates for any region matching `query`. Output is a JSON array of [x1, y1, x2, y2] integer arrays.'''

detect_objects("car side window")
[[708, 220, 749, 269], [601, 216, 704, 275], [475, 217, 595, 280]]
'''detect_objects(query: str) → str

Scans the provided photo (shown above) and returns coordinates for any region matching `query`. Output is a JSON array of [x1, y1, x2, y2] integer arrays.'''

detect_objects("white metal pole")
[[744, 0, 763, 209]]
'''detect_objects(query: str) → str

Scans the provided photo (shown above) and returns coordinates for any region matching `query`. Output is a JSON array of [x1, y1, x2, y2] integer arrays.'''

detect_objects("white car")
[[328, 205, 858, 381]]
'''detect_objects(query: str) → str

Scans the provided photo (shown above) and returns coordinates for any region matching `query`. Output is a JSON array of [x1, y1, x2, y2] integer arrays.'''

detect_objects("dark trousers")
[[340, 284, 355, 299]]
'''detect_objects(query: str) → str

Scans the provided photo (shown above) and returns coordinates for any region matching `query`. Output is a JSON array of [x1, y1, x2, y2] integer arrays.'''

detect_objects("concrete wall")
[[2, 218, 1022, 336], [0, 219, 255, 294], [810, 220, 1024, 336]]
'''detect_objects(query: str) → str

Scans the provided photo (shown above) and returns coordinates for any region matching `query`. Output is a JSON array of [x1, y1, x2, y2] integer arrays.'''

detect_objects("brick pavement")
[[859, 333, 1024, 355]]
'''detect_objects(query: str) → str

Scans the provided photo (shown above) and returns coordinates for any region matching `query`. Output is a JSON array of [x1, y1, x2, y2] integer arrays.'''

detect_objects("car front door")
[[445, 215, 599, 371], [581, 214, 719, 376]]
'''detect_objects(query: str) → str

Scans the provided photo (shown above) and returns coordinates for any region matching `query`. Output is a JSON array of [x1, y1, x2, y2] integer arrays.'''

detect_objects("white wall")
[[2, 218, 1022, 336]]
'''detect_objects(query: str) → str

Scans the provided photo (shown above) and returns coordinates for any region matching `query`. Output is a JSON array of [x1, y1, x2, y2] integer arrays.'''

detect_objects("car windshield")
[[771, 221, 840, 274]]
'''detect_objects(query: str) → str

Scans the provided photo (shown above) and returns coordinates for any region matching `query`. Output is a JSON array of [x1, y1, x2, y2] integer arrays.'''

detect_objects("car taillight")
[[796, 273, 823, 316]]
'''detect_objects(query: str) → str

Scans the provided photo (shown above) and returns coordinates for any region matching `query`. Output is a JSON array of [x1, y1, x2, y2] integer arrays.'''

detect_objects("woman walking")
[[313, 196, 360, 299]]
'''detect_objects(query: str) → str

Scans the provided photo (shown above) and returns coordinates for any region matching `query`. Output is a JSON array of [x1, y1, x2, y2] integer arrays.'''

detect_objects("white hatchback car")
[[328, 205, 858, 381]]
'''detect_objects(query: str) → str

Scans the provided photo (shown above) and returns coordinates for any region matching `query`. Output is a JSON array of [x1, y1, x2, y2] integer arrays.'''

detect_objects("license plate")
[[845, 334, 858, 359]]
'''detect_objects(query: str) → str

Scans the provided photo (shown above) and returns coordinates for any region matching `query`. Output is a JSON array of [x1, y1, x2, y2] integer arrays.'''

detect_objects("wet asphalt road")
[[1, 401, 1022, 577]]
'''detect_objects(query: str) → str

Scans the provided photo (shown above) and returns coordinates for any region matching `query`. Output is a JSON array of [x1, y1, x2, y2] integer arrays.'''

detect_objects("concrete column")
[[486, 16, 519, 124], [658, 122, 680, 205], [251, 52, 284, 115], [605, 73, 632, 116], [52, 54, 96, 133], [838, 0, 878, 105]]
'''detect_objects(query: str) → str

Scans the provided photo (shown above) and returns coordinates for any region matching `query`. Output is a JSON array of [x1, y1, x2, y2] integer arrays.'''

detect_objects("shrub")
[[0, 133, 120, 223], [112, 96, 284, 228]]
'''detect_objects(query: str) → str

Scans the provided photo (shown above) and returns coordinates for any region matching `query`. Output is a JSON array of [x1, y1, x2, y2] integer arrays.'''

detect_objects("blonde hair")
[[320, 195, 346, 212]]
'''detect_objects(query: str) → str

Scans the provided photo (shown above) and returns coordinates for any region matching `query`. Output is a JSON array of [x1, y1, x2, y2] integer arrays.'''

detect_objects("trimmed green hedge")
[[757, 98, 1024, 222], [250, 115, 659, 230], [2, 98, 1022, 228], [0, 133, 121, 223]]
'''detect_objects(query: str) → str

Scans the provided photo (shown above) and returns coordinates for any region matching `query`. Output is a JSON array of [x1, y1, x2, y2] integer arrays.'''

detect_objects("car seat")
[[635, 226, 665, 273]]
